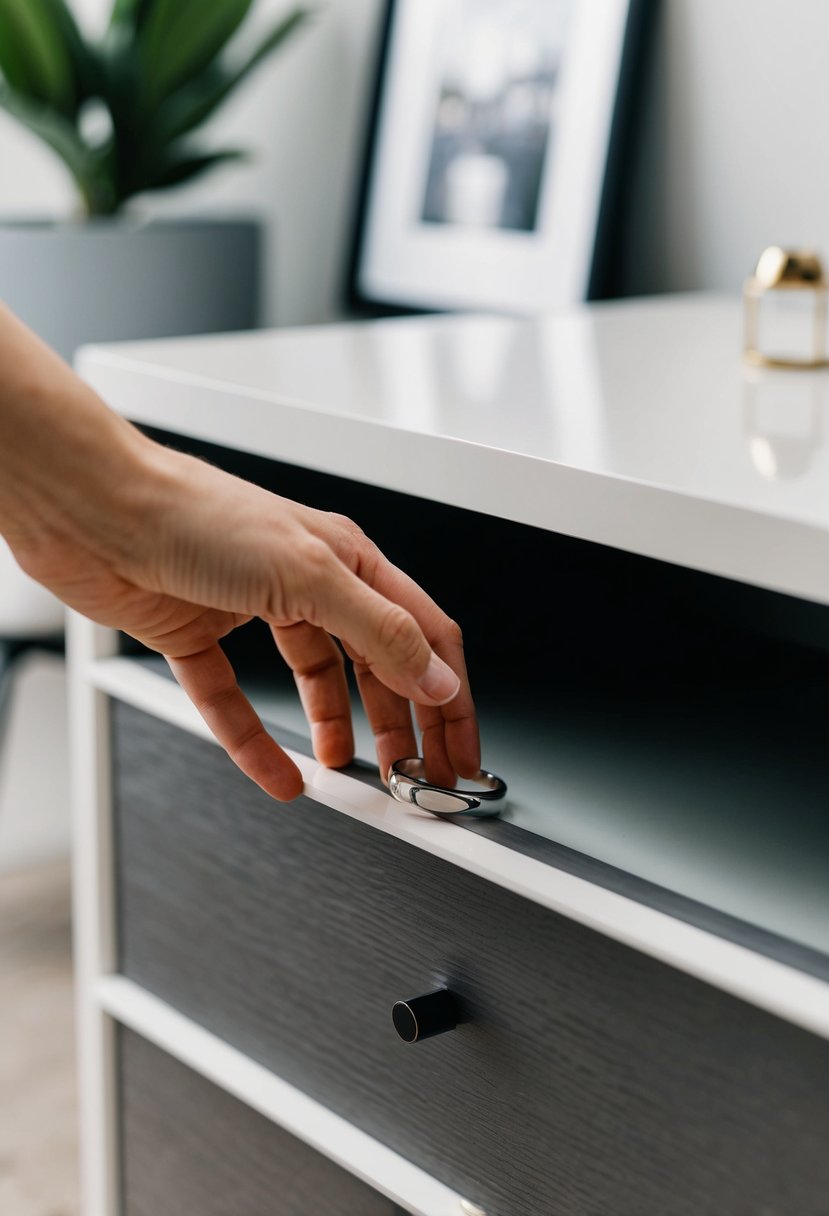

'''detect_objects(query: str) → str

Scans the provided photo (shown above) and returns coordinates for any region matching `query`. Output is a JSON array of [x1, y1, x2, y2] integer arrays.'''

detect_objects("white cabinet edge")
[[77, 335, 829, 609]]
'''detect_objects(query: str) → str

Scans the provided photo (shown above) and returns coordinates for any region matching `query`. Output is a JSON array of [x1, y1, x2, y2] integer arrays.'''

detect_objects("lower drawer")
[[113, 700, 829, 1216], [118, 1027, 397, 1215]]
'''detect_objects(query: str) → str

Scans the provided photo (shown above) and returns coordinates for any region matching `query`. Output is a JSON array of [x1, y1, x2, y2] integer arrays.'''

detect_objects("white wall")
[[0, 0, 384, 326], [621, 0, 829, 296]]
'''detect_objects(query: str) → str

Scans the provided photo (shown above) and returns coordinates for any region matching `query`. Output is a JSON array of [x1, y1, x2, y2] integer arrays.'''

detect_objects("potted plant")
[[0, 0, 308, 356], [0, 0, 307, 635]]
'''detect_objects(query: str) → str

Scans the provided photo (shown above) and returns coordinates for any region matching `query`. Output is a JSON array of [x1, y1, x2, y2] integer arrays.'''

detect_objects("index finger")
[[357, 550, 480, 782]]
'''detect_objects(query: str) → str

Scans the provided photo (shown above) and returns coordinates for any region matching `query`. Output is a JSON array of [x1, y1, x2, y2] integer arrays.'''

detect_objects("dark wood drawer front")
[[114, 701, 829, 1216], [118, 1028, 396, 1216]]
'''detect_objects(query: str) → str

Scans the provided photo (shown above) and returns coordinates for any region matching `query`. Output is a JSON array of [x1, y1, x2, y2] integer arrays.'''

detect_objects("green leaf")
[[137, 146, 246, 195], [109, 0, 154, 31], [0, 0, 76, 112], [154, 8, 308, 143], [153, 63, 228, 143], [40, 0, 101, 105], [0, 82, 90, 188], [0, 81, 120, 215], [97, 23, 141, 128], [0, 83, 86, 173], [139, 0, 253, 106]]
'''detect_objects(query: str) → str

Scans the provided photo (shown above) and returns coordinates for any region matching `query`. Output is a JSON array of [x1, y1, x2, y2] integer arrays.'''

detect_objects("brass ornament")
[[744, 246, 829, 369]]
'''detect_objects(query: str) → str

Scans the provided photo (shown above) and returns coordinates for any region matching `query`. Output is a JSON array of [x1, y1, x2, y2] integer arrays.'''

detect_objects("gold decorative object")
[[743, 246, 829, 369]]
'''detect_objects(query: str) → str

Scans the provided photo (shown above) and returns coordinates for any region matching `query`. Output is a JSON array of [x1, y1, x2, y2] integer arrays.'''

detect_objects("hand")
[[26, 446, 480, 800], [0, 307, 480, 801]]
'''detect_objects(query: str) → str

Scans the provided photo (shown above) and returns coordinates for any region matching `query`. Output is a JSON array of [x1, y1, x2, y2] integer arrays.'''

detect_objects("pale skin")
[[0, 304, 480, 799]]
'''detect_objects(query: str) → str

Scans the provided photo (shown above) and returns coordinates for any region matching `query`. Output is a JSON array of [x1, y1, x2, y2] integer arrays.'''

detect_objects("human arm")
[[0, 304, 480, 799]]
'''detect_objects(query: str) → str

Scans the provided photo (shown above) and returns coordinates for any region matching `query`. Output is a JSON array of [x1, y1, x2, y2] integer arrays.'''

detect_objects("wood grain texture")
[[118, 1028, 397, 1216], [113, 701, 829, 1216]]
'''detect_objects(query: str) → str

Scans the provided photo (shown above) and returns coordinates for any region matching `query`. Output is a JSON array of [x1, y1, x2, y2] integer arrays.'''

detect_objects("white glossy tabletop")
[[78, 295, 829, 605]]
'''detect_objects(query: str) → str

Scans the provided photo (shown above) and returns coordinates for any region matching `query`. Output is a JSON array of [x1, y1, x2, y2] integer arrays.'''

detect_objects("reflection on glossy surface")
[[743, 365, 825, 480], [100, 296, 829, 522], [412, 787, 473, 814], [389, 757, 506, 818]]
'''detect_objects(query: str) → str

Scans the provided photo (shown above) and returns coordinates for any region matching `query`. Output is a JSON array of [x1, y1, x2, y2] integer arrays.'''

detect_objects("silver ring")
[[388, 758, 507, 819]]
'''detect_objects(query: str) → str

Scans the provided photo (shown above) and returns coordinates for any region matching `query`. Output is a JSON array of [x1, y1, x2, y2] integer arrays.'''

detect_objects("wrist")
[[1, 389, 157, 575], [0, 304, 156, 563]]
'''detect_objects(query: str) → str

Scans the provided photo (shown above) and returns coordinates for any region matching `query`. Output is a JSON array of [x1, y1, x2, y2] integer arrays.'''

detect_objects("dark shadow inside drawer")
[[113, 699, 829, 1216]]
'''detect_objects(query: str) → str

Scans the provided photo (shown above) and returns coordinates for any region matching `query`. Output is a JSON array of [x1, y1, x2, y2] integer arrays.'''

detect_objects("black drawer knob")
[[392, 988, 458, 1043]]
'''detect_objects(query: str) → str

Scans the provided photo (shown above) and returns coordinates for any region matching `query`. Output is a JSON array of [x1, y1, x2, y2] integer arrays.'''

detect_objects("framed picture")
[[353, 0, 645, 314]]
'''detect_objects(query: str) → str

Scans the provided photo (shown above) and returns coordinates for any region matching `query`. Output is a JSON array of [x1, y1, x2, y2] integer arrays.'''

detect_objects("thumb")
[[307, 557, 460, 706]]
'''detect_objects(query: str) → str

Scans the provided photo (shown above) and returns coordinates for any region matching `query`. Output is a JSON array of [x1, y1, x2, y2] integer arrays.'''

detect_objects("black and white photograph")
[[420, 0, 572, 233], [356, 0, 639, 312]]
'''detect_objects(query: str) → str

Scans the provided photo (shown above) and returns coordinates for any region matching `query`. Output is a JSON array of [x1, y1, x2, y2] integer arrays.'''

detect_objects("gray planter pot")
[[0, 216, 261, 363], [0, 216, 260, 636]]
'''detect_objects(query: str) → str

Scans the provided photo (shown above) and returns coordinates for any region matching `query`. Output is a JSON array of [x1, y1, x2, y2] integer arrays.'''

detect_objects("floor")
[[0, 860, 79, 1216]]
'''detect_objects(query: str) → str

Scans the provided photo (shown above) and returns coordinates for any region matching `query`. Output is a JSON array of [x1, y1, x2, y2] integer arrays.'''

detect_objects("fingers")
[[271, 620, 355, 769], [301, 543, 479, 784], [415, 698, 482, 787], [167, 644, 303, 801], [350, 659, 419, 784], [303, 545, 461, 708], [357, 557, 480, 781]]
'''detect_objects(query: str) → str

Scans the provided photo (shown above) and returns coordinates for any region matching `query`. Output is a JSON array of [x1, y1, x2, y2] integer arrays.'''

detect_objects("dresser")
[[72, 296, 829, 1216]]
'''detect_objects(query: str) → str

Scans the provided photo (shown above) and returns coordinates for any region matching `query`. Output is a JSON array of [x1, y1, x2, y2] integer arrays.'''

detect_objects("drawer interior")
[[128, 427, 829, 961]]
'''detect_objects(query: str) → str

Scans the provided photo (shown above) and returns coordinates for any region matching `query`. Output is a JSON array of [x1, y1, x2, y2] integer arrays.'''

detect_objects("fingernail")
[[418, 654, 461, 703]]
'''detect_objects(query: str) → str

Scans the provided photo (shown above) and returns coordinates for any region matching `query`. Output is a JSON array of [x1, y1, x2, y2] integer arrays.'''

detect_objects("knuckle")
[[194, 681, 236, 717], [355, 538, 382, 581], [329, 513, 368, 559], [296, 650, 345, 680], [444, 617, 464, 648], [329, 512, 364, 539], [299, 536, 335, 580], [329, 513, 376, 572], [277, 537, 336, 621], [377, 603, 422, 666]]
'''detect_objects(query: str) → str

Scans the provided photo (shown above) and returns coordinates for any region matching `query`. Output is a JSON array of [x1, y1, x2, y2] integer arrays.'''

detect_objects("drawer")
[[113, 700, 829, 1216], [118, 1027, 399, 1215]]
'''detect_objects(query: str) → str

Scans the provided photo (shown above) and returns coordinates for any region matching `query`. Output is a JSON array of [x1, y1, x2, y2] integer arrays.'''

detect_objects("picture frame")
[[352, 0, 646, 315]]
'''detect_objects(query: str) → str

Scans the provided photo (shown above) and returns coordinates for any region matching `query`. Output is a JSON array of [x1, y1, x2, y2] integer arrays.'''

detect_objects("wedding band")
[[388, 758, 507, 819]]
